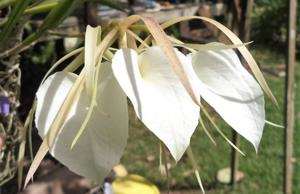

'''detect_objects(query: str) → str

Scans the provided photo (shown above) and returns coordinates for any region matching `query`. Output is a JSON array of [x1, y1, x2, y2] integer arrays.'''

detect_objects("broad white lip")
[[35, 62, 128, 182], [112, 46, 200, 161], [190, 48, 265, 151]]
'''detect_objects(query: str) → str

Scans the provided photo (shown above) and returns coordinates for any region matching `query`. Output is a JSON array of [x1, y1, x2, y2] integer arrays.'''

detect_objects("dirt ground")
[[20, 159, 213, 194]]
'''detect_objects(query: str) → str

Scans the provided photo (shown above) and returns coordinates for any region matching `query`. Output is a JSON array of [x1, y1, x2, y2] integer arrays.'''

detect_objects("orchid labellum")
[[26, 16, 274, 190]]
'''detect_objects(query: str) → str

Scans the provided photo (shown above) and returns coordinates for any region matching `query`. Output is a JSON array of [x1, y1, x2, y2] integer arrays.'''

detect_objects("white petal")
[[35, 63, 128, 182], [191, 49, 265, 150], [112, 47, 199, 161]]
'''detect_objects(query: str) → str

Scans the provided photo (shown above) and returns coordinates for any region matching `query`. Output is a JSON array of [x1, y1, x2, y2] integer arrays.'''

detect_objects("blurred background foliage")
[[252, 0, 300, 52]]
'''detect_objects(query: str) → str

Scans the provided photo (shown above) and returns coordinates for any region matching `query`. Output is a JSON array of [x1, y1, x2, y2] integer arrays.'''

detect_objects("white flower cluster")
[[35, 43, 264, 183]]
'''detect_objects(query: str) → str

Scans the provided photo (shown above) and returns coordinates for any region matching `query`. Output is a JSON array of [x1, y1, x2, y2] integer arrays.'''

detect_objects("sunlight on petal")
[[191, 48, 265, 150], [112, 47, 200, 161], [35, 63, 128, 183]]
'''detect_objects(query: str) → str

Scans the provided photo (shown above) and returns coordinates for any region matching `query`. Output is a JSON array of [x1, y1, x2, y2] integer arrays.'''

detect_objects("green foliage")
[[0, 0, 31, 44], [0, 0, 126, 188], [0, 0, 126, 57], [251, 0, 287, 49], [0, 0, 15, 10], [252, 0, 300, 50], [255, 0, 284, 7]]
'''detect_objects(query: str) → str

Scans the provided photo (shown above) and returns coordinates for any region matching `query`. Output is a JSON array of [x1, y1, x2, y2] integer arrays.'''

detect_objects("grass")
[[120, 46, 300, 194]]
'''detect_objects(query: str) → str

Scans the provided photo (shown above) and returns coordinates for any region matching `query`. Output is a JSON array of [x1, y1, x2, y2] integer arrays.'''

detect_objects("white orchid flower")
[[35, 62, 128, 183], [111, 47, 200, 161], [190, 47, 265, 150], [111, 45, 265, 155], [34, 46, 200, 182], [34, 44, 265, 185], [27, 17, 271, 192]]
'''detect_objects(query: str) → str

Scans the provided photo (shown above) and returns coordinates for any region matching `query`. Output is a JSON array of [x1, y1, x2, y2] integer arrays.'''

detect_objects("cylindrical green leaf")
[[0, 0, 32, 43], [39, 0, 79, 33]]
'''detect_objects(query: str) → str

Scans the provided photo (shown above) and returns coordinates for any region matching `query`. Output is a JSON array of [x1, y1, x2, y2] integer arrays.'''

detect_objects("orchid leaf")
[[89, 0, 128, 13], [38, 0, 79, 33], [24, 0, 127, 15], [24, 0, 59, 15], [0, 0, 31, 44], [8, 0, 79, 56]]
